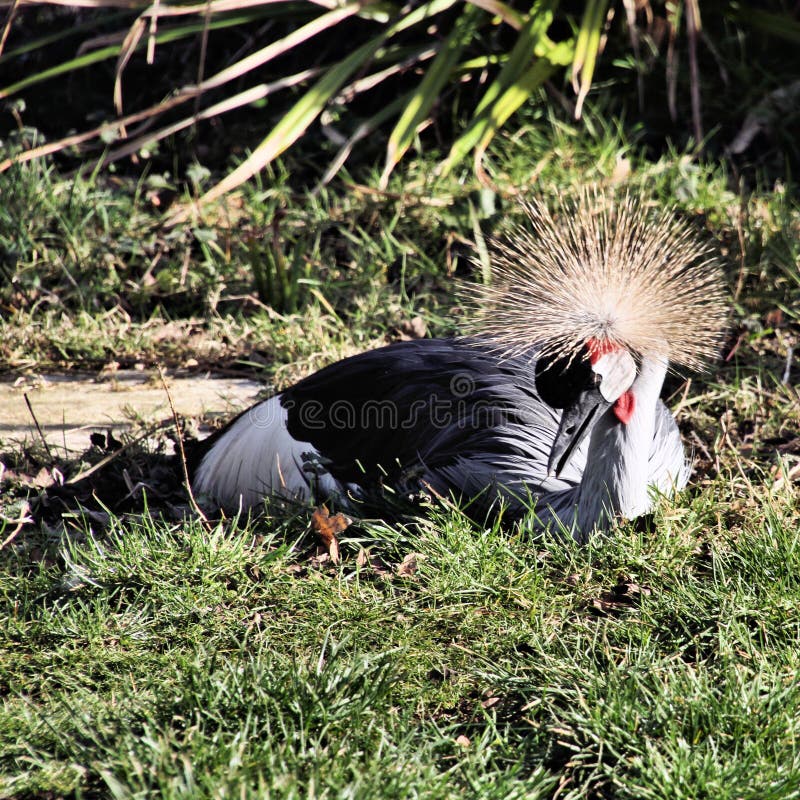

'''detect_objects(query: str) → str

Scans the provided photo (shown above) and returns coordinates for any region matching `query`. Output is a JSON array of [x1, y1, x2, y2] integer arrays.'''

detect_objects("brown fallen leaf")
[[396, 552, 423, 577], [398, 316, 427, 341], [356, 548, 392, 577], [588, 580, 652, 616], [589, 597, 626, 615], [311, 505, 352, 565], [611, 581, 652, 601], [32, 467, 57, 489], [764, 308, 784, 329]]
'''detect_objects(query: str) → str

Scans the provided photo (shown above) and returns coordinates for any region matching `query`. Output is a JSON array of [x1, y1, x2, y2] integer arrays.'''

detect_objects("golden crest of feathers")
[[467, 191, 728, 370]]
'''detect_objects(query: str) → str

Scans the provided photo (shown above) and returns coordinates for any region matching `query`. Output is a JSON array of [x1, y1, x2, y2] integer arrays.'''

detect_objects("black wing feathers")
[[280, 339, 543, 485]]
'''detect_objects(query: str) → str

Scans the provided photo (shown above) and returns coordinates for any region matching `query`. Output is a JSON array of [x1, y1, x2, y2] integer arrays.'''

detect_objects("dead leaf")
[[764, 308, 784, 328], [589, 598, 623, 615], [32, 467, 56, 489], [398, 316, 427, 341], [356, 548, 392, 577], [396, 552, 423, 577], [588, 580, 652, 615], [311, 505, 351, 565]]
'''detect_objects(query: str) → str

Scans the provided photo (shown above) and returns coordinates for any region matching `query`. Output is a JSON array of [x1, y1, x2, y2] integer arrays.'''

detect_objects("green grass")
[[2, 109, 800, 797], [3, 494, 800, 797]]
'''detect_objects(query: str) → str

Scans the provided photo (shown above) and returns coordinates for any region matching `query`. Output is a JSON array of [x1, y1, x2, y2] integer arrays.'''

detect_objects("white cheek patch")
[[592, 350, 637, 402]]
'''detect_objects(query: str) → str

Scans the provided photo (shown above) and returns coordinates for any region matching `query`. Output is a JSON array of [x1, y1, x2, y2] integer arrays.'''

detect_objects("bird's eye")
[[535, 348, 593, 408]]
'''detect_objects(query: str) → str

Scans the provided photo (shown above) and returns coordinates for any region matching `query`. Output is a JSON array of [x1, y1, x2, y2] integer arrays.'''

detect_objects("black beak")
[[548, 387, 612, 478]]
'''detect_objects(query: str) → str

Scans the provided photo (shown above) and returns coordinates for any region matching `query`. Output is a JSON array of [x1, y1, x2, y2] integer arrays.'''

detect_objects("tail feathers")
[[192, 395, 332, 511]]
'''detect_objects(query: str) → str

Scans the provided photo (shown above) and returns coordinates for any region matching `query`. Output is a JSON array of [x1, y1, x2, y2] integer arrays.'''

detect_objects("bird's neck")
[[576, 355, 668, 537]]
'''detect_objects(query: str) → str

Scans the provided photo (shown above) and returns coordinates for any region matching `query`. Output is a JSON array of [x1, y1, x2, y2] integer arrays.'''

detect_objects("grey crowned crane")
[[191, 193, 727, 540]]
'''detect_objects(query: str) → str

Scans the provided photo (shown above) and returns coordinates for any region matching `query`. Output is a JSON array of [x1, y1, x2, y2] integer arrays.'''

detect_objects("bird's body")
[[193, 338, 688, 538], [192, 193, 726, 539]]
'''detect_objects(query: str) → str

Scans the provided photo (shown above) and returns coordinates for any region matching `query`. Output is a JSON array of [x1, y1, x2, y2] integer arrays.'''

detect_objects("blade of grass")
[[465, 0, 522, 30], [1, 4, 361, 168], [194, 2, 364, 93], [0, 0, 19, 60], [439, 0, 569, 176], [319, 92, 410, 187], [337, 44, 438, 100], [175, 36, 389, 219], [473, 56, 556, 157], [114, 16, 146, 118], [571, 0, 609, 119], [0, 11, 260, 99], [727, 6, 800, 44], [0, 11, 133, 64], [0, 0, 145, 6], [86, 70, 320, 173], [379, 3, 482, 188]]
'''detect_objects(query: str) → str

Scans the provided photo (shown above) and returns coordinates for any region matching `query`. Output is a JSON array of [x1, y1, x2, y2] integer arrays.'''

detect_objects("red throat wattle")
[[613, 390, 636, 424]]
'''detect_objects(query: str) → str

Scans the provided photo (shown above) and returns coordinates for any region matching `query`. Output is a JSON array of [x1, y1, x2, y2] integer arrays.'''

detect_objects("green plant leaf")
[[728, 7, 800, 44], [188, 36, 388, 214], [89, 70, 319, 173], [189, 0, 463, 214], [320, 92, 412, 187], [571, 0, 609, 119], [474, 57, 556, 155], [0, 11, 132, 65], [439, 0, 566, 176], [0, 12, 261, 100], [465, 0, 524, 30], [380, 4, 482, 189]]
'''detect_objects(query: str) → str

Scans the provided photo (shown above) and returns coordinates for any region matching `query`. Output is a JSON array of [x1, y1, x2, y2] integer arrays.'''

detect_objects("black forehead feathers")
[[534, 346, 593, 408]]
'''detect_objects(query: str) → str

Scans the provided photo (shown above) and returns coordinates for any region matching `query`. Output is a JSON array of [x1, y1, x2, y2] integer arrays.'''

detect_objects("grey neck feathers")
[[575, 355, 669, 538]]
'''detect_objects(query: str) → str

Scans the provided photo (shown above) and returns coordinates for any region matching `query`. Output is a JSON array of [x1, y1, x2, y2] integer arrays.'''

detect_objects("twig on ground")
[[158, 367, 211, 529], [0, 501, 32, 551], [689, 430, 713, 467], [65, 425, 166, 486], [23, 393, 54, 462]]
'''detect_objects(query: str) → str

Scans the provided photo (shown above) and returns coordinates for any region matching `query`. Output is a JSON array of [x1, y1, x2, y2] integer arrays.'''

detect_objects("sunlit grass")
[[1, 113, 799, 797]]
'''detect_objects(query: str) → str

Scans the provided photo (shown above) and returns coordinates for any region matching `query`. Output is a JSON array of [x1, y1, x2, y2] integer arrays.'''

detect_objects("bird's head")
[[467, 190, 728, 476], [466, 190, 728, 372], [535, 337, 640, 477]]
